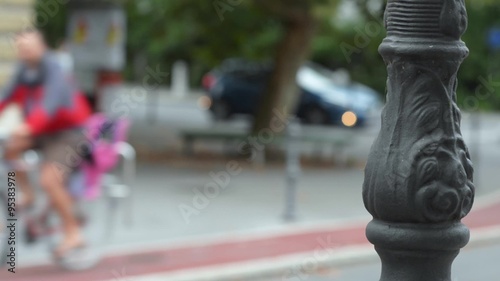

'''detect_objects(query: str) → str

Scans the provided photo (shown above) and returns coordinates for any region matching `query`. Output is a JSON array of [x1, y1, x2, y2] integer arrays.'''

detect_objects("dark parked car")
[[202, 59, 382, 127]]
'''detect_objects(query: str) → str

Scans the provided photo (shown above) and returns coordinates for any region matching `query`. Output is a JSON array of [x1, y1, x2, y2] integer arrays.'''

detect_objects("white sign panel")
[[67, 8, 126, 71]]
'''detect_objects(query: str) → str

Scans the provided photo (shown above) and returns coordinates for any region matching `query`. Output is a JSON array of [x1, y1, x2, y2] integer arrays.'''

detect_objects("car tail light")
[[202, 74, 217, 90], [197, 95, 212, 110]]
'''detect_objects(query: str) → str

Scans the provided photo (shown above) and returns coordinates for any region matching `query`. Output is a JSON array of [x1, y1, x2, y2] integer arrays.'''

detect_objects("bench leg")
[[333, 144, 347, 167], [183, 137, 194, 156], [251, 147, 266, 168], [223, 139, 233, 157]]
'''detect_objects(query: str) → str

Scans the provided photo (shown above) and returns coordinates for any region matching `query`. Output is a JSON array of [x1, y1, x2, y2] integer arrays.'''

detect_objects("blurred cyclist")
[[0, 29, 92, 258]]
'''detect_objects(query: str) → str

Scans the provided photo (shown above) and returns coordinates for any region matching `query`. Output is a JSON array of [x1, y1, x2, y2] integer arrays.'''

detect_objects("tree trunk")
[[251, 15, 315, 135]]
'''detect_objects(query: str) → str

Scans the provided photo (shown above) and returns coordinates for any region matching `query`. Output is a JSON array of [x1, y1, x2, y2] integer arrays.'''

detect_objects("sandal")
[[53, 238, 86, 261]]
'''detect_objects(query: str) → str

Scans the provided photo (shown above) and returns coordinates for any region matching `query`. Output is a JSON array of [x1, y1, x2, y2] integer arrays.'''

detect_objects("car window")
[[298, 66, 332, 88], [303, 62, 336, 80], [297, 66, 351, 108], [222, 63, 272, 83]]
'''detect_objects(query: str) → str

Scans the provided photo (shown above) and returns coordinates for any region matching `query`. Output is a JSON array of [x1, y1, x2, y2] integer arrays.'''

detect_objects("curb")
[[104, 245, 377, 281], [469, 225, 500, 247], [10, 193, 500, 281], [104, 225, 500, 281]]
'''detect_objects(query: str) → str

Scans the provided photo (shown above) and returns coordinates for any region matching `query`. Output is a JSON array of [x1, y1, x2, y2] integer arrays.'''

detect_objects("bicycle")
[[0, 116, 136, 271]]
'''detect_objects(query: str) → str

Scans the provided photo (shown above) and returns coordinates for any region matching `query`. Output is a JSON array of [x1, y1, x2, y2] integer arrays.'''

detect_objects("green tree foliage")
[[35, 0, 500, 110], [34, 0, 68, 48], [124, 0, 284, 87], [457, 2, 500, 110]]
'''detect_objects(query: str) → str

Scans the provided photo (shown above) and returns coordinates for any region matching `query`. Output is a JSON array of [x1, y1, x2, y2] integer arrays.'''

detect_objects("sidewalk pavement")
[[3, 191, 500, 281], [2, 92, 500, 280], [2, 161, 500, 281], [284, 242, 500, 281]]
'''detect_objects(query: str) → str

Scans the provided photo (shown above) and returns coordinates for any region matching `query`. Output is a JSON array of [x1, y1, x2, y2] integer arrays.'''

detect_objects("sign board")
[[67, 7, 126, 71]]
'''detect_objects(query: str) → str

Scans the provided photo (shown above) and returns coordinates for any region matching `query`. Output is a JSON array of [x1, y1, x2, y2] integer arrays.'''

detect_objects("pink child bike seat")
[[70, 113, 129, 200]]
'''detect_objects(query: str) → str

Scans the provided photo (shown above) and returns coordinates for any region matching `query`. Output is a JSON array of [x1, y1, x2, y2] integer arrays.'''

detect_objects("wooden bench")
[[182, 127, 252, 156]]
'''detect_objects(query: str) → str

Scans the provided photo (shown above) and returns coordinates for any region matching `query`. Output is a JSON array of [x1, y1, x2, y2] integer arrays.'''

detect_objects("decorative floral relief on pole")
[[364, 0, 473, 224], [363, 0, 474, 280]]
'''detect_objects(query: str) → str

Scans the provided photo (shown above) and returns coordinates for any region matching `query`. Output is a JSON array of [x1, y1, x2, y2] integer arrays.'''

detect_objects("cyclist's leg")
[[4, 135, 34, 208], [39, 161, 84, 256], [38, 130, 86, 257]]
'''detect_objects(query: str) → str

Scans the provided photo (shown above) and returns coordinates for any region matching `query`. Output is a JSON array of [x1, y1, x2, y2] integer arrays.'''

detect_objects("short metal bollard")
[[104, 142, 136, 240], [283, 117, 301, 221]]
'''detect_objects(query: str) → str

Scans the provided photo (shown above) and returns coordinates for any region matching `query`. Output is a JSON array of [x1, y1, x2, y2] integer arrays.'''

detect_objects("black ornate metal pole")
[[363, 1, 474, 280]]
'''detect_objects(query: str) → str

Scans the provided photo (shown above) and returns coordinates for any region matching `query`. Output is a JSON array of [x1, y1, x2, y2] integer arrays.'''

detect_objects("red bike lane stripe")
[[1, 226, 369, 281], [464, 200, 500, 229]]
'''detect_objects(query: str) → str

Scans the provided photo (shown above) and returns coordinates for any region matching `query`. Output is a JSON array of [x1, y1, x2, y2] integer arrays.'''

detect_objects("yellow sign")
[[74, 18, 88, 44], [107, 22, 120, 46]]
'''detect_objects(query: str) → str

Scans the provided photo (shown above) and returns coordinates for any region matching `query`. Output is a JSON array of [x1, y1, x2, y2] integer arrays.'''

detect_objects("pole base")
[[366, 219, 469, 281]]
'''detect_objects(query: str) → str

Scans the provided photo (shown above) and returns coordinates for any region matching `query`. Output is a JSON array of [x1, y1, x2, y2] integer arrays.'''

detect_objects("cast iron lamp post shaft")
[[363, 1, 474, 280]]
